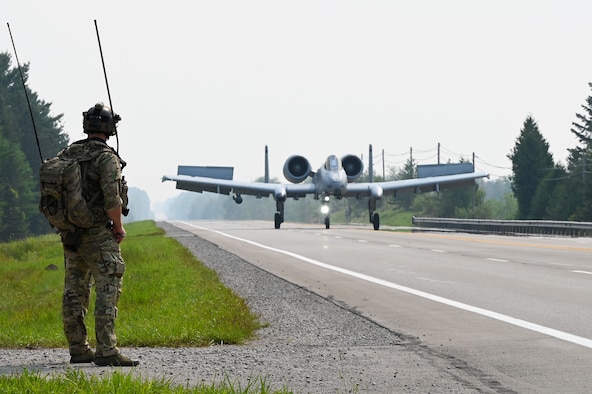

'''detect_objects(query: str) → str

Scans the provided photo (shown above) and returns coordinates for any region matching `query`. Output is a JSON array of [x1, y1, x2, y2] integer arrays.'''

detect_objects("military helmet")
[[82, 102, 121, 136]]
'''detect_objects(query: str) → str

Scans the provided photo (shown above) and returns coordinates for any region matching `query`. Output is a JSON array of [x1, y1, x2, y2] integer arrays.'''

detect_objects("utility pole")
[[368, 144, 373, 183], [473, 152, 476, 217], [382, 149, 385, 180], [438, 142, 440, 165], [410, 147, 413, 178]]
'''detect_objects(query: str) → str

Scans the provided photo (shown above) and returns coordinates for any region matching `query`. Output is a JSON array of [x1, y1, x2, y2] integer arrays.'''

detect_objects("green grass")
[[0, 221, 285, 392], [0, 220, 262, 348], [377, 209, 414, 227], [0, 369, 291, 393]]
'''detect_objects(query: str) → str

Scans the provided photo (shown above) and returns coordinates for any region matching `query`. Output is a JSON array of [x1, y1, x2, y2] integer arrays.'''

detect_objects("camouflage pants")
[[62, 227, 126, 357]]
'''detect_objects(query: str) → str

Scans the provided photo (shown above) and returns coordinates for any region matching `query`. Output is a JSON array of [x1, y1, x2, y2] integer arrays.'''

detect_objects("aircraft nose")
[[330, 180, 347, 196]]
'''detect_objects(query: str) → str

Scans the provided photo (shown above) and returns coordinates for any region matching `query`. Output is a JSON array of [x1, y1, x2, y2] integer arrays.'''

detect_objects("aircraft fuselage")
[[314, 155, 348, 197]]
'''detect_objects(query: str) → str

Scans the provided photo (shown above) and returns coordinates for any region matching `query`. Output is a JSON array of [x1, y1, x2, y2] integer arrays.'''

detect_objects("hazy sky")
[[4, 1, 592, 206]]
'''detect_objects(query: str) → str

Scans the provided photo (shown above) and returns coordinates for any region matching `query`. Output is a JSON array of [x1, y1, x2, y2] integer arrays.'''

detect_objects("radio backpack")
[[39, 144, 111, 232]]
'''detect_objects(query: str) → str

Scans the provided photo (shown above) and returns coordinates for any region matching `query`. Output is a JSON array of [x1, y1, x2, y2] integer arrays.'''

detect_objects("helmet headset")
[[82, 102, 121, 136]]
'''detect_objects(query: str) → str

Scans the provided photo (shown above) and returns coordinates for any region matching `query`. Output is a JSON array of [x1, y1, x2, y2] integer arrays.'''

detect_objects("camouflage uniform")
[[62, 138, 126, 358]]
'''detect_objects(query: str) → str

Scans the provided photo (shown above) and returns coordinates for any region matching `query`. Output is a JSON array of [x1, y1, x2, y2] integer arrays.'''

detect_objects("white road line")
[[431, 249, 445, 253], [572, 270, 592, 275], [487, 258, 509, 263], [389, 244, 401, 248], [358, 240, 368, 243], [179, 221, 592, 349]]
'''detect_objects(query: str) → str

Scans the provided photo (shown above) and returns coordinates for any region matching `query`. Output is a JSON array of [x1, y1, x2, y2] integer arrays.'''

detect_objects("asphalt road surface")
[[170, 220, 592, 393]]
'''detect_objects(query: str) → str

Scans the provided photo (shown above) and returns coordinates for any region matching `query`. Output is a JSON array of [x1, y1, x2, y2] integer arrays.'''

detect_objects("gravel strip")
[[0, 221, 495, 393]]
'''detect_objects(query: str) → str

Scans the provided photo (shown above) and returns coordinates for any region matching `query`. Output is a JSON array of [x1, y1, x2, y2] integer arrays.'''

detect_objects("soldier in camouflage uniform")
[[62, 103, 138, 367]]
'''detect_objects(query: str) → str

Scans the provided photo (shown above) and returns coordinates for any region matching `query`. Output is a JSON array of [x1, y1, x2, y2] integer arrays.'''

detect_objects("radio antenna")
[[7, 22, 44, 162], [94, 19, 119, 153]]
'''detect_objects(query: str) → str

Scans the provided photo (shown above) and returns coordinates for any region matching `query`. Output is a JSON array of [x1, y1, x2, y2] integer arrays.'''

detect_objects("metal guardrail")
[[412, 217, 592, 237]]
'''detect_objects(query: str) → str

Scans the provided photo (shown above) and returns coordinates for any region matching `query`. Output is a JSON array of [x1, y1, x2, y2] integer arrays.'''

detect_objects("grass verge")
[[0, 220, 262, 348], [0, 221, 293, 393], [0, 369, 291, 393]]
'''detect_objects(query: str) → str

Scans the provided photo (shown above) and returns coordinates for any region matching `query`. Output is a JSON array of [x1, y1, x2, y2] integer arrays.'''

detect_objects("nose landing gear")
[[321, 196, 330, 229]]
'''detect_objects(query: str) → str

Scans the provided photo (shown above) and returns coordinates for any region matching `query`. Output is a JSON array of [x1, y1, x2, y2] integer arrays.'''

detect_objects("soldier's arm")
[[100, 152, 125, 243]]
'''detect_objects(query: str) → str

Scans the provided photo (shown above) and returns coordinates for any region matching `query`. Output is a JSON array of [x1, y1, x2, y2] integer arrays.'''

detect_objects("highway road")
[[169, 220, 592, 393]]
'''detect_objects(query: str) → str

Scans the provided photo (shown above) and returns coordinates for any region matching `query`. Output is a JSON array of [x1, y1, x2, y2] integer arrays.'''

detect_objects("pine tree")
[[569, 82, 592, 159], [566, 82, 592, 220], [508, 116, 555, 219]]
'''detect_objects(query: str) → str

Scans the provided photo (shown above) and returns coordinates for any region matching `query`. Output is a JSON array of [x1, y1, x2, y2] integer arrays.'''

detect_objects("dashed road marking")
[[487, 258, 509, 263]]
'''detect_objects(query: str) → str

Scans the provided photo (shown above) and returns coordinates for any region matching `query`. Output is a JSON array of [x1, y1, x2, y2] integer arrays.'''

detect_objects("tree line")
[[0, 52, 68, 241], [509, 83, 592, 221]]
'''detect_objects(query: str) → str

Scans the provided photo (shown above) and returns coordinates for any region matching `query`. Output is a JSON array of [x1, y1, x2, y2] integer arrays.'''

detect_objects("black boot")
[[70, 349, 95, 364], [94, 353, 139, 367]]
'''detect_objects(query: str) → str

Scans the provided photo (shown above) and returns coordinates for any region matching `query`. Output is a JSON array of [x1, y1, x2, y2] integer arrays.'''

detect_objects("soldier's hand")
[[112, 225, 126, 244], [115, 232, 126, 244]]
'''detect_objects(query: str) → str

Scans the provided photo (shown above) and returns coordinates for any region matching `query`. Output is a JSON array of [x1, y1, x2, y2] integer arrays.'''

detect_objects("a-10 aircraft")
[[162, 145, 488, 230]]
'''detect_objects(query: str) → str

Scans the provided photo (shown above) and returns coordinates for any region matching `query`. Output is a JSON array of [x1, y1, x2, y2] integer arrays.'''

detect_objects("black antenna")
[[93, 19, 119, 153], [7, 22, 44, 162]]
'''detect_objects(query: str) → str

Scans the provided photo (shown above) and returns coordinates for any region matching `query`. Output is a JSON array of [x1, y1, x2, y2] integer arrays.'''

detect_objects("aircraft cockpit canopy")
[[324, 155, 341, 171]]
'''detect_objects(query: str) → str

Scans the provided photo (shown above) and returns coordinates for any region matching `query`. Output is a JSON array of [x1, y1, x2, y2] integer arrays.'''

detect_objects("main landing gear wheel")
[[372, 213, 380, 230], [274, 213, 282, 229], [324, 216, 330, 229]]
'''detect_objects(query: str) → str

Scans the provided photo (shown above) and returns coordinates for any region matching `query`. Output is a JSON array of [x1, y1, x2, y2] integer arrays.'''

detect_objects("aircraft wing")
[[162, 174, 317, 199], [344, 171, 489, 198]]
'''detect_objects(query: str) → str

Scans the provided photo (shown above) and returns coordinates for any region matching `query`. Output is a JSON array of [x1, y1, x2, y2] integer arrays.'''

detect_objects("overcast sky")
[[4, 1, 592, 206]]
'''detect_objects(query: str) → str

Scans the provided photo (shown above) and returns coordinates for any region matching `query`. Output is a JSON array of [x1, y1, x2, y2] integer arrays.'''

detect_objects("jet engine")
[[283, 155, 312, 184], [341, 154, 364, 182]]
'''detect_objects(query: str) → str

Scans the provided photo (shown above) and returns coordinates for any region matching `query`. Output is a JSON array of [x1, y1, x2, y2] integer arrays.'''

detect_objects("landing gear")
[[274, 199, 285, 229], [321, 195, 331, 229], [368, 198, 380, 230], [372, 213, 380, 230]]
